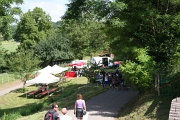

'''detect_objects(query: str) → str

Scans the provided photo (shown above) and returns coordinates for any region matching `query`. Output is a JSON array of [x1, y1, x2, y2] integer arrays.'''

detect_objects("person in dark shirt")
[[44, 103, 60, 120]]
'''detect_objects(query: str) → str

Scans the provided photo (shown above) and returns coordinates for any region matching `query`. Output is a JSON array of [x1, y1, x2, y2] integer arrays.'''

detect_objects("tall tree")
[[94, 0, 180, 73], [14, 7, 54, 49], [0, 41, 7, 70], [5, 49, 41, 84], [0, 0, 23, 40], [62, 0, 111, 59], [58, 19, 109, 59], [32, 34, 74, 67]]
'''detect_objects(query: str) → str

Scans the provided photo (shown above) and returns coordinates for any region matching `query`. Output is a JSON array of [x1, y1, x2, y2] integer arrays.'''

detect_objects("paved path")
[[0, 83, 24, 96], [67, 89, 139, 120]]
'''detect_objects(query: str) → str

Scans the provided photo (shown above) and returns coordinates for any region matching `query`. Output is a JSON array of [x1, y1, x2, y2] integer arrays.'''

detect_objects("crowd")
[[96, 68, 128, 90]]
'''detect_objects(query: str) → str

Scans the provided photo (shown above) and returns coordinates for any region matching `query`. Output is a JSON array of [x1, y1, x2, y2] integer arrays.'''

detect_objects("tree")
[[58, 19, 109, 59], [0, 0, 23, 40], [14, 7, 54, 49], [5, 49, 41, 84], [105, 0, 180, 73], [91, 0, 180, 92], [0, 41, 7, 70], [32, 34, 74, 67]]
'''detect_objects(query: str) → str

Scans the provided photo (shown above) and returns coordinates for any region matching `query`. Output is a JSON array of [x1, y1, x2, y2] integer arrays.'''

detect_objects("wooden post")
[[158, 74, 160, 96], [155, 77, 157, 90]]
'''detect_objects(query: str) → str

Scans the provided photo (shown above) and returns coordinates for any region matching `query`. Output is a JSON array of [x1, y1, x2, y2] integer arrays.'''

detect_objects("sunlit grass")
[[2, 41, 18, 53]]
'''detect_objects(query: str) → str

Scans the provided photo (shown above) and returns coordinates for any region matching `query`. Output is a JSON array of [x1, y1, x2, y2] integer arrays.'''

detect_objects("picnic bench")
[[36, 87, 58, 98], [28, 90, 39, 98]]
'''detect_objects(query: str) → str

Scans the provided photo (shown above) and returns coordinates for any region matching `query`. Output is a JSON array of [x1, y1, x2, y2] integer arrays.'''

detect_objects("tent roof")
[[50, 65, 68, 74], [26, 72, 59, 84], [38, 65, 53, 73]]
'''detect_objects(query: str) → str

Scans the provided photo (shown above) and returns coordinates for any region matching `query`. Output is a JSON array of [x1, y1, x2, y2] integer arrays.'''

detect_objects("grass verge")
[[118, 91, 173, 120]]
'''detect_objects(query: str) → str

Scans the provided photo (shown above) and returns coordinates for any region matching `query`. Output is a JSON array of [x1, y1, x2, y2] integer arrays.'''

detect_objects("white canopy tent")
[[50, 65, 68, 74], [38, 65, 53, 73], [26, 72, 60, 85]]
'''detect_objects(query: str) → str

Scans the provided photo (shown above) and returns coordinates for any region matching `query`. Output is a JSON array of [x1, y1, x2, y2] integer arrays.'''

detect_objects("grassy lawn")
[[2, 41, 18, 53]]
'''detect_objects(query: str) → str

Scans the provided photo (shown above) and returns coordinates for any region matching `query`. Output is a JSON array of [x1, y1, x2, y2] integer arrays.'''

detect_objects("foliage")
[[121, 48, 155, 92], [83, 62, 101, 83], [0, 42, 8, 69], [0, 0, 23, 40], [58, 19, 109, 59], [13, 7, 54, 49], [5, 49, 41, 83], [1, 112, 21, 120], [105, 0, 180, 74], [32, 34, 74, 67], [62, 0, 111, 59]]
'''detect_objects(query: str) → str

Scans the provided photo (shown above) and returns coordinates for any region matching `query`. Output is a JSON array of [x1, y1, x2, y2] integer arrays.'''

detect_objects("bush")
[[1, 112, 20, 120]]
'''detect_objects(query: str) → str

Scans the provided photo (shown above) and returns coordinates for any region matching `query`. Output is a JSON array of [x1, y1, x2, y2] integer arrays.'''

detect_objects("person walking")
[[74, 94, 86, 120], [44, 103, 60, 120], [60, 108, 72, 120]]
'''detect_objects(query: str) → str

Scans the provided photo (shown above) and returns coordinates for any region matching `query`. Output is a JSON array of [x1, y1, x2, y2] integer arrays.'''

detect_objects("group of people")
[[37, 84, 49, 93], [99, 68, 127, 90], [44, 94, 87, 120], [71, 66, 84, 77]]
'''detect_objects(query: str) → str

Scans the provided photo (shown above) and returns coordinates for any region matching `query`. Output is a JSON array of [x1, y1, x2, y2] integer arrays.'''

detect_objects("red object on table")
[[65, 71, 77, 77]]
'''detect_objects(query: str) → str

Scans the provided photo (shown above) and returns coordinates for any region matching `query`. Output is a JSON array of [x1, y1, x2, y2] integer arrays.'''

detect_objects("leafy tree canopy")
[[57, 19, 109, 59], [32, 33, 74, 67], [0, 0, 23, 40], [13, 7, 54, 49], [5, 48, 41, 81]]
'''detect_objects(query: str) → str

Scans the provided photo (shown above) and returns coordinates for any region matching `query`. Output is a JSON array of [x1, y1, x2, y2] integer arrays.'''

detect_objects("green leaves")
[[32, 34, 74, 66], [0, 0, 23, 40], [13, 7, 54, 49], [5, 48, 41, 79]]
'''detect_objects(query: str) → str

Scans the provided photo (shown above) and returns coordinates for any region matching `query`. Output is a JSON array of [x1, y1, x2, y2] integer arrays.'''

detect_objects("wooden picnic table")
[[36, 87, 58, 98]]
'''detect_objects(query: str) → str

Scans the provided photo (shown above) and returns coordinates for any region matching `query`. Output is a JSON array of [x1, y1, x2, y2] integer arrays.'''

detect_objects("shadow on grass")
[[118, 91, 173, 120]]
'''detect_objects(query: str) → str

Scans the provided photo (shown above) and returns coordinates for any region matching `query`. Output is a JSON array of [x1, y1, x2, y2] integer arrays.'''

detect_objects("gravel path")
[[0, 83, 24, 96]]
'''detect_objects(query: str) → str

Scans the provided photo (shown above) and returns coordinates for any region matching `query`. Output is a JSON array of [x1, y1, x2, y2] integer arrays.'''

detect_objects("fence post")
[[155, 77, 157, 90], [158, 74, 160, 96]]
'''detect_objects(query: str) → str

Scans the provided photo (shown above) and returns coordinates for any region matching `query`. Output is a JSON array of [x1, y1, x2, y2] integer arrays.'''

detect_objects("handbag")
[[82, 109, 86, 115]]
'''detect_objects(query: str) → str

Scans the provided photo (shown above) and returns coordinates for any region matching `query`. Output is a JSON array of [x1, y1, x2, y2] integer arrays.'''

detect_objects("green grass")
[[0, 77, 108, 120], [2, 41, 18, 53], [118, 91, 172, 120]]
